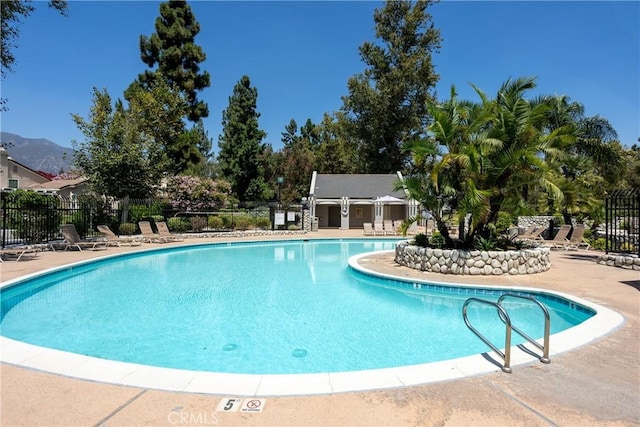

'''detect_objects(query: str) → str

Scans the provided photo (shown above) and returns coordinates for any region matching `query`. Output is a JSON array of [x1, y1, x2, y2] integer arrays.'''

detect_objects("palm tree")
[[401, 77, 572, 248]]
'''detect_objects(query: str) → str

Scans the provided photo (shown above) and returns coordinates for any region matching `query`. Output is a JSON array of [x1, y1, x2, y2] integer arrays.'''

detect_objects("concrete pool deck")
[[1, 229, 639, 426]]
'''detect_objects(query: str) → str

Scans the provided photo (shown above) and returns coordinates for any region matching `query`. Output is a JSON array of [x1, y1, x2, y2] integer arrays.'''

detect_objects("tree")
[[340, 0, 442, 173], [72, 84, 187, 199], [126, 0, 211, 173], [1, 0, 67, 78], [276, 119, 317, 203], [217, 75, 269, 202], [130, 0, 210, 122], [401, 77, 574, 248], [540, 95, 626, 222]]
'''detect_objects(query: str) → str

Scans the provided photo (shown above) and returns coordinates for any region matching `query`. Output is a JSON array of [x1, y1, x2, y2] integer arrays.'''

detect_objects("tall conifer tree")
[[217, 75, 269, 202], [127, 0, 211, 173]]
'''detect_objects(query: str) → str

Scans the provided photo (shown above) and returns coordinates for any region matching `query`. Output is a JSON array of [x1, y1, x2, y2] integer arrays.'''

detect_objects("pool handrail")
[[497, 292, 551, 364], [462, 297, 513, 373]]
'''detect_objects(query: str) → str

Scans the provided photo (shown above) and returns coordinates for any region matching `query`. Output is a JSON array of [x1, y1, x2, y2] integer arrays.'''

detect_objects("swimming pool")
[[0, 238, 623, 395]]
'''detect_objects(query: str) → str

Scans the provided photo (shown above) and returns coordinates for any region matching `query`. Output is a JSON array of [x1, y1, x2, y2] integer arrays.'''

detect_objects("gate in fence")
[[605, 188, 640, 256]]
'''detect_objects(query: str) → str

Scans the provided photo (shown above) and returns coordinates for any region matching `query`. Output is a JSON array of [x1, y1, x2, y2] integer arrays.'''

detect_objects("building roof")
[[311, 173, 406, 199], [27, 177, 88, 191]]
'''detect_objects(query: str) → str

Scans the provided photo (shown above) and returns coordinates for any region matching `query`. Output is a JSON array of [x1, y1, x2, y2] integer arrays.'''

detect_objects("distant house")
[[27, 177, 90, 199], [307, 171, 420, 229], [0, 147, 50, 190]]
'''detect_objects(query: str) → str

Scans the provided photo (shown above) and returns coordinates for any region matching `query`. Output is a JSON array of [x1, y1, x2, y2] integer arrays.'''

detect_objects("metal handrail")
[[462, 298, 513, 373], [497, 292, 551, 364]]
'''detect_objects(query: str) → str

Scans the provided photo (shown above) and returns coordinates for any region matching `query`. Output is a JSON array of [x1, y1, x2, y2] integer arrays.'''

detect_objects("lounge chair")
[[363, 222, 375, 236], [59, 224, 109, 251], [155, 221, 184, 242], [540, 224, 572, 249], [97, 225, 142, 247], [373, 221, 385, 236], [383, 220, 397, 236], [561, 224, 591, 251], [0, 245, 39, 262], [138, 221, 172, 243], [516, 226, 546, 243]]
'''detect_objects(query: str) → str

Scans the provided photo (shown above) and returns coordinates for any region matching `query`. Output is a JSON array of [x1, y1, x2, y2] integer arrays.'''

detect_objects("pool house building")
[[307, 171, 420, 230]]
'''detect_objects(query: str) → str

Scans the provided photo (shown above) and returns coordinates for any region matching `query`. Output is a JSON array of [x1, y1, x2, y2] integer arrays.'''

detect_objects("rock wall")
[[597, 254, 640, 271], [395, 242, 551, 275]]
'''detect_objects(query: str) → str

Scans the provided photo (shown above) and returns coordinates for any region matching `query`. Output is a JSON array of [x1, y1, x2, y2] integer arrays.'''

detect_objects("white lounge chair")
[[138, 221, 172, 243], [373, 221, 385, 236], [59, 224, 108, 251], [541, 224, 572, 249], [97, 225, 142, 247], [155, 221, 184, 242], [0, 245, 39, 262], [363, 222, 375, 236], [561, 225, 591, 251], [383, 220, 397, 236]]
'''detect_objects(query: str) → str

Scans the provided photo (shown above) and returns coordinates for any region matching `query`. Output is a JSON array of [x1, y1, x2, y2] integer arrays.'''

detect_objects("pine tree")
[[126, 0, 211, 173], [341, 0, 442, 173], [217, 76, 269, 202], [131, 0, 210, 122]]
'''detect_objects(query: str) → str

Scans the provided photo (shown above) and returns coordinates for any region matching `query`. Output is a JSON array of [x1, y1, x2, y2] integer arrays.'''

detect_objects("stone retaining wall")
[[394, 242, 551, 275], [597, 254, 640, 271]]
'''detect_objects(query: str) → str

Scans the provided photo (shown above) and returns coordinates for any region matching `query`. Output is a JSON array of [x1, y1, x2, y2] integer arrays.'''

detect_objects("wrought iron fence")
[[0, 190, 303, 248], [605, 188, 640, 256]]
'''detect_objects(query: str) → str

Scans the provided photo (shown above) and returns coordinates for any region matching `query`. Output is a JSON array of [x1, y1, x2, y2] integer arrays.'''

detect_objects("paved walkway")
[[1, 230, 639, 426]]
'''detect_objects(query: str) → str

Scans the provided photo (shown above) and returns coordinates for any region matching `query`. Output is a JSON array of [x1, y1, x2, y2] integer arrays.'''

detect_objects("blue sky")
[[1, 1, 638, 155]]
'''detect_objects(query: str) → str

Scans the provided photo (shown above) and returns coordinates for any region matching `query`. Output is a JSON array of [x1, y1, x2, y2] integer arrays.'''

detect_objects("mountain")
[[0, 132, 74, 174]]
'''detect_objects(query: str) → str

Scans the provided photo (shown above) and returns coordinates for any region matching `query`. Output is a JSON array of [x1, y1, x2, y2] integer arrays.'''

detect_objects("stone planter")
[[394, 241, 551, 275]]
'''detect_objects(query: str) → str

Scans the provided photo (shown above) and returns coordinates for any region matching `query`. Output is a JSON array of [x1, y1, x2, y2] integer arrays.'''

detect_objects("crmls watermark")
[[167, 409, 219, 425]]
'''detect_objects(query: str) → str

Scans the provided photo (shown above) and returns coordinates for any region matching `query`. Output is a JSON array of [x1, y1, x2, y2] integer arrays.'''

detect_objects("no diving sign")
[[216, 397, 266, 413]]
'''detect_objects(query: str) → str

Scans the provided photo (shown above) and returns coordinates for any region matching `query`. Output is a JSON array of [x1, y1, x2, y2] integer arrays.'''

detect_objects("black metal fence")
[[605, 188, 640, 256], [1, 190, 302, 248]]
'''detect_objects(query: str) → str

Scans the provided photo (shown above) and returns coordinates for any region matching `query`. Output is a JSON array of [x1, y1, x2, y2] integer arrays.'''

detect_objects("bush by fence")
[[1, 190, 302, 247]]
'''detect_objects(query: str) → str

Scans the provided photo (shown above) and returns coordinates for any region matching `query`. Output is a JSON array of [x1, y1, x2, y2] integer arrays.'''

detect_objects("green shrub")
[[219, 214, 233, 229], [190, 216, 207, 232], [496, 212, 514, 234], [167, 217, 189, 232], [234, 215, 253, 230], [590, 237, 606, 251], [119, 223, 136, 235], [255, 216, 271, 229], [3, 190, 61, 243], [287, 224, 300, 230], [413, 233, 428, 247], [129, 201, 164, 224], [620, 242, 635, 252], [208, 216, 224, 230], [430, 232, 445, 249], [151, 215, 165, 224], [474, 236, 497, 251]]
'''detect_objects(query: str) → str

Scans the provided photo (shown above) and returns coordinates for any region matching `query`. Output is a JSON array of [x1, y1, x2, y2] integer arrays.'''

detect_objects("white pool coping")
[[0, 249, 624, 396]]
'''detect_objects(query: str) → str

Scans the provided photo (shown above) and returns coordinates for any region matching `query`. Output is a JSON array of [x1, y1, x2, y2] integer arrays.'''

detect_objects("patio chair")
[[373, 221, 385, 236], [0, 245, 39, 262], [363, 222, 375, 236], [138, 221, 172, 243], [155, 221, 184, 242], [540, 224, 572, 249], [97, 225, 142, 247], [383, 220, 397, 236], [516, 226, 546, 243], [59, 224, 108, 251], [561, 224, 591, 251]]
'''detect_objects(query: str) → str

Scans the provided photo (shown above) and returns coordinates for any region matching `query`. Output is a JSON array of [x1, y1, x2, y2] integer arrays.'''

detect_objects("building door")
[[328, 206, 341, 227]]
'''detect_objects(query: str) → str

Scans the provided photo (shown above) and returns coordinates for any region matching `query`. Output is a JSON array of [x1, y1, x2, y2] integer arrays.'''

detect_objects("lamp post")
[[277, 176, 284, 209]]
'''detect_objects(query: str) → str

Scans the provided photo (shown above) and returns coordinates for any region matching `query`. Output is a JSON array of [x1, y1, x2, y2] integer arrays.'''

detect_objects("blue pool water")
[[0, 239, 594, 374]]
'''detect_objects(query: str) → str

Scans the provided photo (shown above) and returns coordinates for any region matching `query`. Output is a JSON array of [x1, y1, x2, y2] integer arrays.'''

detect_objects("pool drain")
[[222, 343, 237, 351], [292, 348, 307, 358]]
